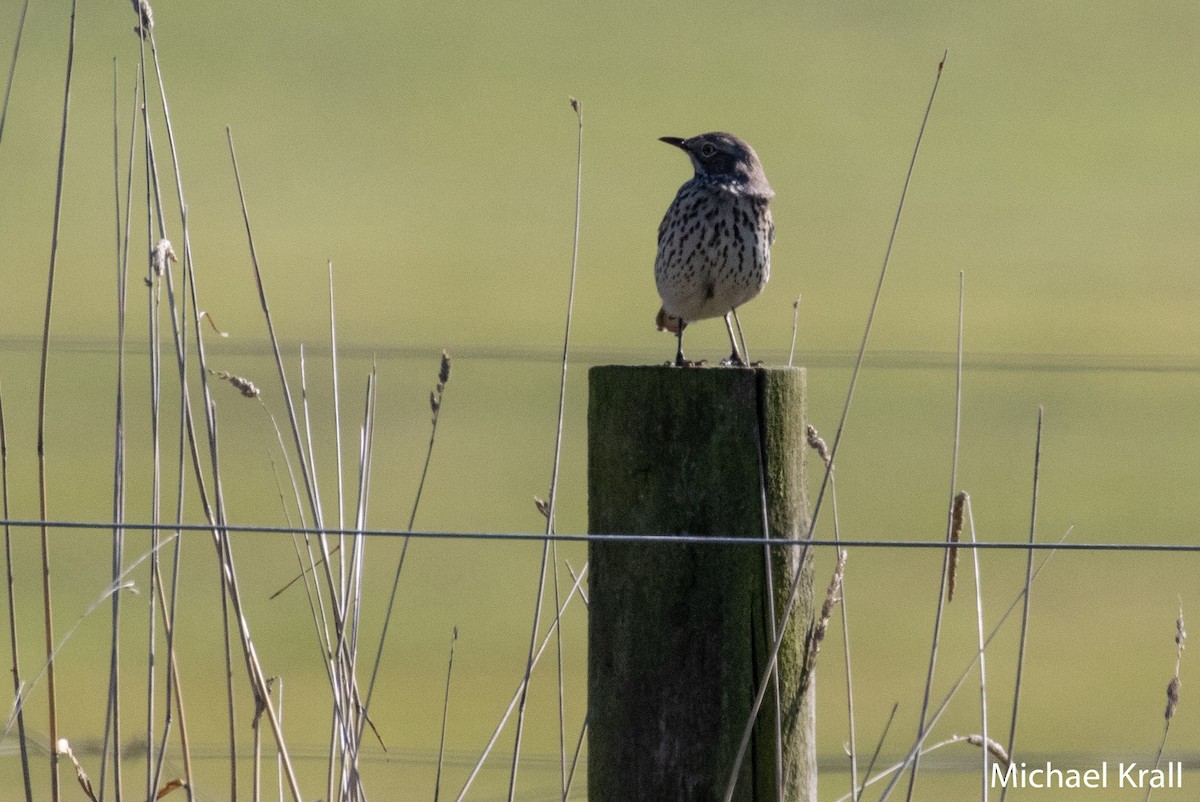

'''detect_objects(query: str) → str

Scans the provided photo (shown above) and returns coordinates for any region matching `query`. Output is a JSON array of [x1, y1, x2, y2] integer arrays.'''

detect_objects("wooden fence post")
[[588, 364, 815, 801]]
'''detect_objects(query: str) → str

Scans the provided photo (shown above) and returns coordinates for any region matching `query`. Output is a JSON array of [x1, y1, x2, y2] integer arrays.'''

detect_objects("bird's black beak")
[[659, 136, 687, 150]]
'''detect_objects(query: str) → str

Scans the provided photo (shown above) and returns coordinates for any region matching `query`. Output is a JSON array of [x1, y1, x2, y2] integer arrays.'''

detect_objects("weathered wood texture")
[[588, 365, 815, 802]]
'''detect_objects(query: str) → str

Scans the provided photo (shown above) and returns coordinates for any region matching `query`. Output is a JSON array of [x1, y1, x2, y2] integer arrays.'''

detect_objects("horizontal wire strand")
[[0, 518, 1197, 552]]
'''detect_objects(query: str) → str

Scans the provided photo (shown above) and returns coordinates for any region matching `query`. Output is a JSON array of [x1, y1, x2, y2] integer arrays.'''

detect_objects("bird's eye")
[[700, 143, 717, 158]]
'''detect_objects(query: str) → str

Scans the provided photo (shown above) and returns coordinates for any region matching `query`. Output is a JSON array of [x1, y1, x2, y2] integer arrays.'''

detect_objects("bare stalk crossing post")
[[588, 364, 815, 801]]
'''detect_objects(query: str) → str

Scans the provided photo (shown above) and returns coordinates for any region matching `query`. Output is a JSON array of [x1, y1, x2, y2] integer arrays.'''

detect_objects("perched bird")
[[654, 132, 775, 366]]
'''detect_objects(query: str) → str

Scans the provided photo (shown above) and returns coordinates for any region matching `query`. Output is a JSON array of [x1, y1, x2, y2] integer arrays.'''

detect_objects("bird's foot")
[[720, 352, 748, 368], [670, 354, 706, 368]]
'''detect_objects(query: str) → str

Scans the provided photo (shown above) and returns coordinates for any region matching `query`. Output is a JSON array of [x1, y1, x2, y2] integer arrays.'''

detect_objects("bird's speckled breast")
[[654, 177, 772, 323]]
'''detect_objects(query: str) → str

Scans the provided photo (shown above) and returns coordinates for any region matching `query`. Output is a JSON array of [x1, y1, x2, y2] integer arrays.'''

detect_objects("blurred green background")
[[1, 1, 1198, 799]]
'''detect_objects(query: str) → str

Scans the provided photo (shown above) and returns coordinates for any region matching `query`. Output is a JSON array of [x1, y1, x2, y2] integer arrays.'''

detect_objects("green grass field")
[[0, 1, 1198, 799]]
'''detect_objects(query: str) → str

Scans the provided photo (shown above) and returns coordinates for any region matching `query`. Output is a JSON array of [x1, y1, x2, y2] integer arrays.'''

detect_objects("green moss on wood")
[[588, 365, 815, 802]]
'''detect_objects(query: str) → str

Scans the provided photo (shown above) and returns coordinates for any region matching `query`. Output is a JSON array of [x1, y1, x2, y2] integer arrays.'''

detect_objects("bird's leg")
[[722, 311, 746, 367], [731, 308, 752, 365], [674, 324, 689, 367]]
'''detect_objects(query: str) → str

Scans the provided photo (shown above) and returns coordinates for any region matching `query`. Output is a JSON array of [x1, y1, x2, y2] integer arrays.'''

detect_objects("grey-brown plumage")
[[654, 132, 775, 366]]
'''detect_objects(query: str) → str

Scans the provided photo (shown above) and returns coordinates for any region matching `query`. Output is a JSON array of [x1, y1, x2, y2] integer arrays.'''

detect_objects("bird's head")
[[659, 132, 773, 198]]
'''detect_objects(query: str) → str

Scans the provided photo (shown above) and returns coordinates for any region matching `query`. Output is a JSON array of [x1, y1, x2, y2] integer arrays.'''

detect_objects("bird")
[[654, 131, 775, 367]]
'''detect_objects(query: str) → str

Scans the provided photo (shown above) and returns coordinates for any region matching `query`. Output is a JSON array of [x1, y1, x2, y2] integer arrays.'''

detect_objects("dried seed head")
[[1166, 676, 1180, 720], [806, 425, 831, 468], [131, 0, 153, 39], [1176, 609, 1187, 649], [947, 491, 967, 602], [950, 491, 967, 541], [534, 496, 550, 520], [803, 550, 847, 682], [966, 734, 1011, 769], [439, 349, 452, 386], [151, 238, 176, 276], [430, 390, 440, 415], [58, 737, 98, 800], [212, 370, 260, 399]]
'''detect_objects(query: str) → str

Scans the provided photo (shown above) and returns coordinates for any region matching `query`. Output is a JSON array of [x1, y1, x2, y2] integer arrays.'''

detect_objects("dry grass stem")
[[197, 310, 230, 338], [36, 5, 81, 799], [57, 740, 97, 802], [1, 390, 33, 800], [366, 349, 453, 734], [508, 95, 585, 800], [1148, 604, 1187, 801], [787, 295, 802, 367], [433, 626, 458, 802], [1000, 406, 1044, 802], [877, 525, 1076, 802], [839, 732, 988, 802], [454, 563, 589, 802], [0, 0, 31, 148], [153, 778, 186, 799], [856, 702, 899, 802], [728, 53, 948, 802]]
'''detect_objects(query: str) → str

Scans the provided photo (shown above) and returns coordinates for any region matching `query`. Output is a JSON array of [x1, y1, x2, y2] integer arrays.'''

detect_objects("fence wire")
[[1, 518, 1197, 553]]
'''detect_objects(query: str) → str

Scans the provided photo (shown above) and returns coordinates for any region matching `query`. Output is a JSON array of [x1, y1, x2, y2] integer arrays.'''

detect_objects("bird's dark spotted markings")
[[653, 132, 775, 367]]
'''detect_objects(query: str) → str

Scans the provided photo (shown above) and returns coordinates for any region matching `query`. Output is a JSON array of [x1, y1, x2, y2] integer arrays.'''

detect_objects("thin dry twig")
[[433, 626, 458, 802], [787, 295, 802, 367], [225, 127, 307, 802], [877, 524, 1075, 801], [455, 564, 589, 802], [0, 0, 31, 148], [844, 734, 1006, 802], [908, 267, 966, 799], [509, 95, 585, 801], [0, 390, 33, 802], [36, 5, 81, 799], [58, 740, 97, 802], [725, 51, 948, 802], [1147, 604, 1186, 802], [857, 702, 898, 802], [365, 349, 453, 722], [964, 495, 992, 800], [807, 423, 858, 798], [1000, 406, 1044, 802]]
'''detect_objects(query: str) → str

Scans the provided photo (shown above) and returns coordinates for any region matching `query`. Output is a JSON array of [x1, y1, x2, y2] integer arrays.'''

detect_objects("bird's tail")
[[655, 307, 686, 334]]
